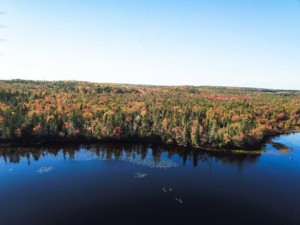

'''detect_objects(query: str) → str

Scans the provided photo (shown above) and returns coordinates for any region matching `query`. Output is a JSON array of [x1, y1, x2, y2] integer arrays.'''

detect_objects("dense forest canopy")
[[0, 80, 300, 149]]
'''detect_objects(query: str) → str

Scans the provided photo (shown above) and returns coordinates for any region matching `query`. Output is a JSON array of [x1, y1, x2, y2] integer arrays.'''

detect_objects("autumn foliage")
[[0, 80, 299, 149]]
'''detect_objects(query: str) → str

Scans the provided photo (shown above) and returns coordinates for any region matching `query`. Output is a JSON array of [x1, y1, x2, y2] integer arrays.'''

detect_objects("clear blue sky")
[[0, 0, 299, 89]]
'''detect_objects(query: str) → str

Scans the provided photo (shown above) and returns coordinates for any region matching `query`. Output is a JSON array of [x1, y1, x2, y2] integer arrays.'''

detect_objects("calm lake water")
[[1, 133, 300, 225]]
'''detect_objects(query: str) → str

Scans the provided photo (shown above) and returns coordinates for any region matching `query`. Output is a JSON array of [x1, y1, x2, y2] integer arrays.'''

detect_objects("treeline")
[[0, 80, 300, 149]]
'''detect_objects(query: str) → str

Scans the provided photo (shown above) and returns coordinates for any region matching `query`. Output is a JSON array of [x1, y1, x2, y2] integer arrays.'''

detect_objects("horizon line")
[[1, 78, 299, 92]]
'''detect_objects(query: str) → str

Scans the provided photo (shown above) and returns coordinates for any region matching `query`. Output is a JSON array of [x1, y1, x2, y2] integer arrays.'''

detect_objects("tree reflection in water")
[[0, 143, 261, 168]]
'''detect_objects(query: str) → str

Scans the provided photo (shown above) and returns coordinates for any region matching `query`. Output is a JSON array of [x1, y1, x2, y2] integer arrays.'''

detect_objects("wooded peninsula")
[[0, 80, 299, 150]]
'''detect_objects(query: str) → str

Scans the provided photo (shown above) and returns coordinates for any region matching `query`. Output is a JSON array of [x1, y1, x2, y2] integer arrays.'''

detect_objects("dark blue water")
[[1, 133, 300, 225]]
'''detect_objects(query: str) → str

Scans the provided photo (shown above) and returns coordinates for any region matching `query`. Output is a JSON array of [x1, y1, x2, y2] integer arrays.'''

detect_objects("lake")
[[1, 133, 300, 225]]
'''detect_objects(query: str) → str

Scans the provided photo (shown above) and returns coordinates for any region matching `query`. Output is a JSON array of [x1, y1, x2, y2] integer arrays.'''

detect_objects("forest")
[[0, 79, 300, 150]]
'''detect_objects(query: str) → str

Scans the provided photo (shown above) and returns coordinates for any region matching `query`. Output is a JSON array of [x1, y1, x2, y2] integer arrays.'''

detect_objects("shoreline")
[[0, 129, 299, 153], [0, 135, 268, 152]]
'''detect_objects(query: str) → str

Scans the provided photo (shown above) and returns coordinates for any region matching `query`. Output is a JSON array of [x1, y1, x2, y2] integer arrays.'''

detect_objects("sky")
[[0, 0, 299, 89]]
